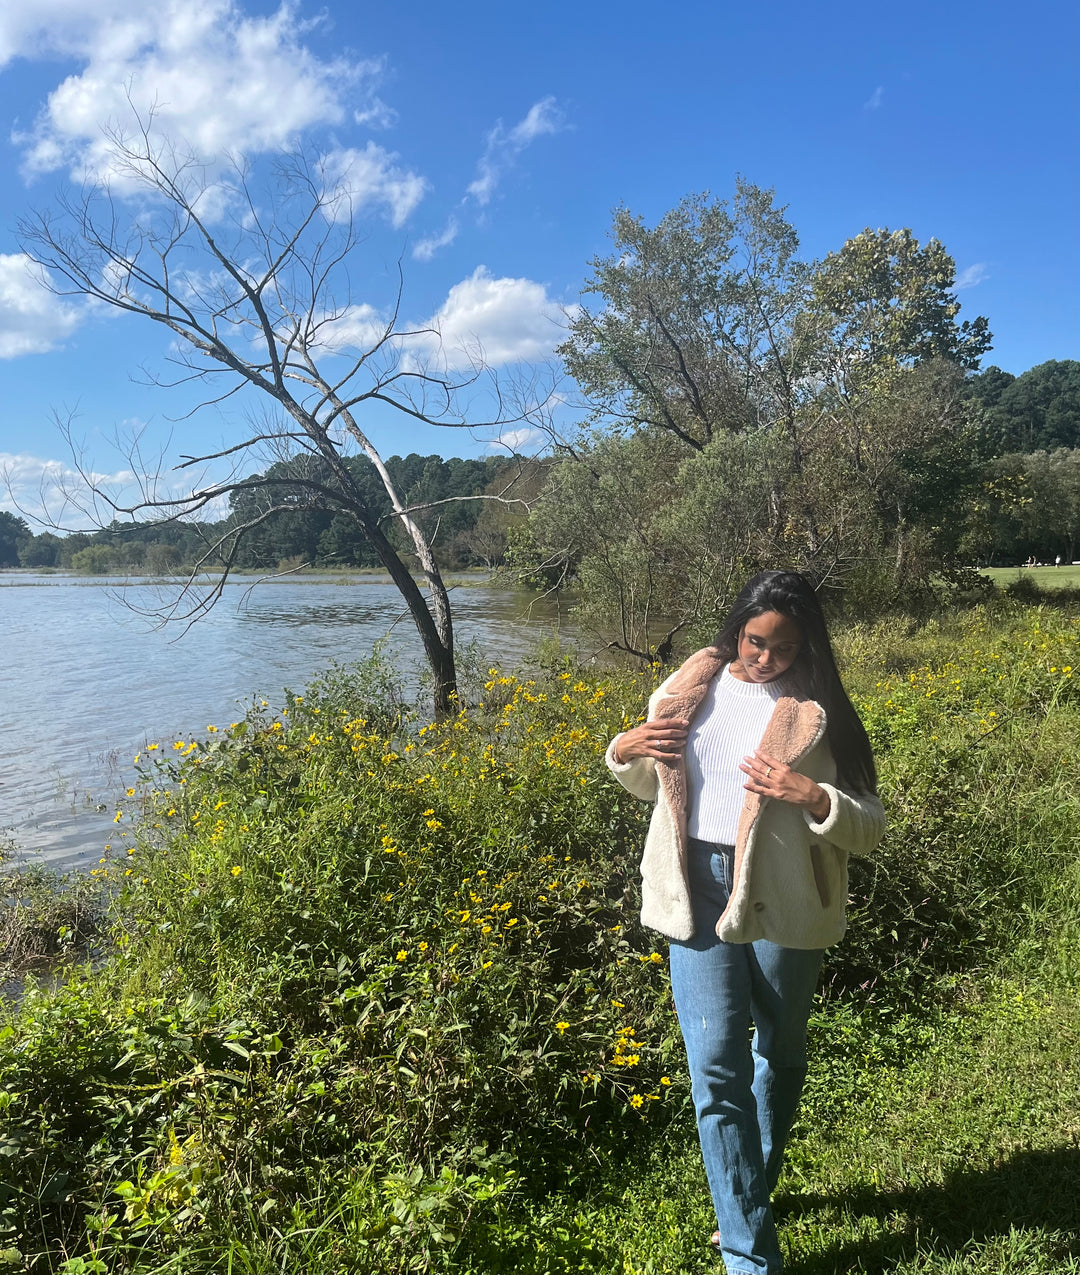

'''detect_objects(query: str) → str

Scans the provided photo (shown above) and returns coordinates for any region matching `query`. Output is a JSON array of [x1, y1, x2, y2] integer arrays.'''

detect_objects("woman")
[[606, 571, 884, 1275]]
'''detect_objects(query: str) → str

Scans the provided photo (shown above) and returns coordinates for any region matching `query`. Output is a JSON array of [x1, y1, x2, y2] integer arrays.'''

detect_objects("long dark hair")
[[714, 570, 877, 794]]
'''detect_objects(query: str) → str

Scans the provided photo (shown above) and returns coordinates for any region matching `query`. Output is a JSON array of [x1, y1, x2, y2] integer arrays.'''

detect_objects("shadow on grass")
[[779, 1145, 1080, 1273]]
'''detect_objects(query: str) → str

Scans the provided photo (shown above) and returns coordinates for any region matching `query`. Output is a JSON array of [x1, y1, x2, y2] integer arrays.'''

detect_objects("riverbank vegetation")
[[1, 598, 1076, 1273]]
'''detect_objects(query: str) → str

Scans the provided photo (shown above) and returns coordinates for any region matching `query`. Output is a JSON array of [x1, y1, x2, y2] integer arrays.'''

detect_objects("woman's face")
[[731, 610, 803, 684]]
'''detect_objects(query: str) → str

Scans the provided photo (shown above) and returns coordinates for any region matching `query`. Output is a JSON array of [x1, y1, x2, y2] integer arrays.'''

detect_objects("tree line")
[[3, 356, 1075, 583], [1, 452, 538, 574]]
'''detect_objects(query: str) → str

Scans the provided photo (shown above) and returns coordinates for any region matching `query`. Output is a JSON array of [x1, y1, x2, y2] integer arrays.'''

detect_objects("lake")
[[0, 573, 580, 871]]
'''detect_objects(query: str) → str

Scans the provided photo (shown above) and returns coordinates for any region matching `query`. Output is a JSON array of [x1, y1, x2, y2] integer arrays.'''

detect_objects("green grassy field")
[[981, 563, 1079, 590], [1, 600, 1076, 1274]]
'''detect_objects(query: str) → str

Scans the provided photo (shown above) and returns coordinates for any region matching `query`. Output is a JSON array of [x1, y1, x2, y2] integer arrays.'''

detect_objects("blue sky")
[[0, 0, 1076, 525]]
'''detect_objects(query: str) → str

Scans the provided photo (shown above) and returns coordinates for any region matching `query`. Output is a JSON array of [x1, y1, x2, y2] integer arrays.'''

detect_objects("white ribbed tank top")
[[685, 664, 791, 844]]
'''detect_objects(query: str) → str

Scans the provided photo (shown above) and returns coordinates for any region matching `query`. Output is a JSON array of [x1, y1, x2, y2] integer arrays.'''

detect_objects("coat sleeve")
[[604, 736, 659, 802], [802, 784, 885, 856], [603, 678, 677, 803]]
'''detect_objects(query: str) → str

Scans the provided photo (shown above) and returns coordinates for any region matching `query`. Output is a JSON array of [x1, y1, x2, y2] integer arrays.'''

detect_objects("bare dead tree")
[[18, 117, 539, 717]]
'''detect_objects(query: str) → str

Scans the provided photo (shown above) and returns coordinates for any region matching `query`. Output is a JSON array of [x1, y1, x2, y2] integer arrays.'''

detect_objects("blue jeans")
[[668, 840, 823, 1275]]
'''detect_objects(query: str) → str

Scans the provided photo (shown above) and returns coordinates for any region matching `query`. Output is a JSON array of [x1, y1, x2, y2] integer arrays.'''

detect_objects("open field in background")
[[0, 599, 1076, 1273], [980, 564, 1080, 590]]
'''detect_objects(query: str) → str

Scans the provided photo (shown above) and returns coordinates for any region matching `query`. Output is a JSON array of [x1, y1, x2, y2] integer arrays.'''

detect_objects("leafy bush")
[[832, 603, 1078, 997]]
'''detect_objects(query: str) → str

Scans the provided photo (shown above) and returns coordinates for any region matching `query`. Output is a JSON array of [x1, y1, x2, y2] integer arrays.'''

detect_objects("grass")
[[782, 981, 1078, 1274], [0, 598, 1076, 1274], [501, 979, 1078, 1274], [114, 977, 1074, 1275], [980, 564, 1079, 591]]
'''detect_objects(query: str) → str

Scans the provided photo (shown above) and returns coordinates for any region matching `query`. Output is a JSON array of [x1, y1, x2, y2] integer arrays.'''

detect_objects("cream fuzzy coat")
[[606, 646, 886, 948]]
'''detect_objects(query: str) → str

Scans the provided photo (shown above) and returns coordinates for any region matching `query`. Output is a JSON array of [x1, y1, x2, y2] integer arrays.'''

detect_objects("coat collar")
[[650, 646, 826, 819]]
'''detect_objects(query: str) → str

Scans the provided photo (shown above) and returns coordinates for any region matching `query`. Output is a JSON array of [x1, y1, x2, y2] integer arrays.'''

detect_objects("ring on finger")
[[765, 765, 772, 777]]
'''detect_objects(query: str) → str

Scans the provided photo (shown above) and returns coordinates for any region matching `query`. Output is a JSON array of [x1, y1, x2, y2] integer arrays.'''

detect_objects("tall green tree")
[[0, 512, 31, 568], [557, 182, 816, 455], [525, 190, 997, 641], [811, 228, 992, 393]]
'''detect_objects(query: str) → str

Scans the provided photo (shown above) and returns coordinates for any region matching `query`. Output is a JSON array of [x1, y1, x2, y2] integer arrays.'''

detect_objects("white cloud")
[[0, 254, 81, 357], [412, 218, 459, 262], [319, 144, 426, 228], [955, 262, 989, 290], [0, 0, 138, 68], [310, 302, 388, 353], [466, 96, 563, 207], [509, 99, 563, 146], [7, 1, 390, 191], [487, 427, 545, 453], [304, 269, 573, 371], [863, 85, 884, 110], [410, 266, 574, 370], [0, 449, 137, 527], [0, 440, 243, 528]]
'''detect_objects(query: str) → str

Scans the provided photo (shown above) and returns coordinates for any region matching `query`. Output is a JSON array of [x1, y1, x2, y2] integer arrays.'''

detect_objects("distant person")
[[1055, 555, 1062, 568], [606, 571, 884, 1274]]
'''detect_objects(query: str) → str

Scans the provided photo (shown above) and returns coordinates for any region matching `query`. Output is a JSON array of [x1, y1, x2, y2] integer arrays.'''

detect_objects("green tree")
[[1017, 449, 1079, 562], [963, 364, 1015, 412], [811, 228, 992, 393], [0, 512, 31, 567], [144, 543, 183, 574], [456, 458, 547, 570], [799, 231, 993, 595], [316, 513, 382, 568], [515, 428, 789, 658], [69, 544, 115, 574], [988, 361, 1079, 453], [557, 182, 816, 455], [529, 188, 997, 635], [804, 360, 984, 594], [17, 531, 62, 567]]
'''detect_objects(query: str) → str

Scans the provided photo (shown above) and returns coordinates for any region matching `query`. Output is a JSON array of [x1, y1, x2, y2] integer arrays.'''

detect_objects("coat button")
[[753, 901, 765, 912]]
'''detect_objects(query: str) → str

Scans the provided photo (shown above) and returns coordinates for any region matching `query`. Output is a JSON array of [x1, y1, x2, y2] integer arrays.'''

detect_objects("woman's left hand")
[[739, 748, 831, 821]]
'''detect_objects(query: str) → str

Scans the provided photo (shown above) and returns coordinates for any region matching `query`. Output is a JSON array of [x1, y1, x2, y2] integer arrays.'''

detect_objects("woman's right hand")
[[612, 719, 690, 764]]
